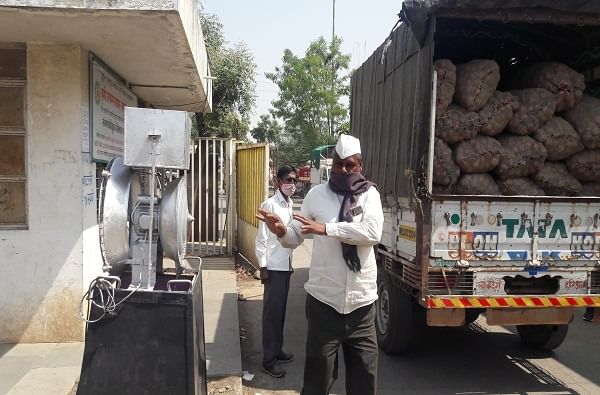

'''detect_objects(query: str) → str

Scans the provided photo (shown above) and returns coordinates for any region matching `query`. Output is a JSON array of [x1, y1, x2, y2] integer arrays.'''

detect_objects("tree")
[[266, 36, 351, 160], [196, 11, 257, 140], [250, 114, 283, 143]]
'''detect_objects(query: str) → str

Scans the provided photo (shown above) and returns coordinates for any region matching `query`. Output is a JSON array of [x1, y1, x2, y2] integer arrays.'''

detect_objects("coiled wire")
[[79, 277, 140, 323]]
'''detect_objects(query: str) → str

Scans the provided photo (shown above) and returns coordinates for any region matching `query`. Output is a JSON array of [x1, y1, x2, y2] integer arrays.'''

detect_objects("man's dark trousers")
[[262, 270, 292, 367], [301, 294, 378, 395]]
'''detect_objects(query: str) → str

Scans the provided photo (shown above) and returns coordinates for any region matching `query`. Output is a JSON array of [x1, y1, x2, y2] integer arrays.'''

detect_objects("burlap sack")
[[435, 104, 480, 144], [514, 62, 585, 112], [497, 178, 545, 196], [433, 183, 454, 194], [456, 173, 501, 195], [508, 88, 558, 135], [562, 95, 600, 149], [532, 116, 583, 161], [565, 149, 600, 182], [454, 59, 501, 112], [434, 59, 456, 115], [495, 135, 547, 179], [578, 183, 600, 197], [532, 161, 582, 196], [478, 91, 520, 136], [453, 135, 503, 173], [433, 137, 460, 186]]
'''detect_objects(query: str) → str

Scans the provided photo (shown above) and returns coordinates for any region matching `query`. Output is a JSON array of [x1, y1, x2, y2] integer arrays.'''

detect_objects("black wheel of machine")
[[516, 324, 569, 351], [375, 266, 424, 354]]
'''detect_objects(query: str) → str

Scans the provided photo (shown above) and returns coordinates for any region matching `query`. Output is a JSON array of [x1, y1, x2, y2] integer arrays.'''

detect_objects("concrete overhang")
[[0, 0, 212, 113]]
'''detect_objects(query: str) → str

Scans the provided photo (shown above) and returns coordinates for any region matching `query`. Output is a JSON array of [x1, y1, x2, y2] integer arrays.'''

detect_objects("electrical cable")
[[79, 277, 140, 323]]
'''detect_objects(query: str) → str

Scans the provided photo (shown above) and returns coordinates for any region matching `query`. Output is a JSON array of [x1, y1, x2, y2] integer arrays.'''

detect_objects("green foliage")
[[197, 10, 257, 140], [250, 114, 283, 143], [266, 36, 350, 162]]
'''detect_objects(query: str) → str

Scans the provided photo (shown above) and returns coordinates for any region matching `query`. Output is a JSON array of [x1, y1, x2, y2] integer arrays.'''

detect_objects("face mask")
[[280, 183, 296, 197]]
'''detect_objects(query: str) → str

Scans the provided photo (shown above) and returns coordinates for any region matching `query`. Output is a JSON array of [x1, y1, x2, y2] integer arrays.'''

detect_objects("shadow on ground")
[[238, 269, 600, 394]]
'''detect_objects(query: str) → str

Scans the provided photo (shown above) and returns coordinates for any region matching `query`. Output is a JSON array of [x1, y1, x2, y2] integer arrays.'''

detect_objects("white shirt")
[[255, 189, 294, 271], [280, 182, 384, 314]]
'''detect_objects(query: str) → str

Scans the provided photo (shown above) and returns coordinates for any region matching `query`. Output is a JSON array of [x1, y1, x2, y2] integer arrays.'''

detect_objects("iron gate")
[[236, 143, 269, 267], [187, 138, 235, 257]]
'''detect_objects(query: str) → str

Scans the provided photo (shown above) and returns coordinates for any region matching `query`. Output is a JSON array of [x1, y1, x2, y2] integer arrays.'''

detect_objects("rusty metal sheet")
[[486, 307, 574, 326], [0, 87, 25, 128], [350, 22, 433, 198], [426, 308, 466, 326], [0, 181, 26, 224], [0, 135, 25, 176]]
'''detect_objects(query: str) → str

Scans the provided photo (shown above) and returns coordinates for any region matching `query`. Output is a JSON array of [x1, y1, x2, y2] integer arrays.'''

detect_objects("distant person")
[[255, 165, 297, 378], [257, 135, 384, 395]]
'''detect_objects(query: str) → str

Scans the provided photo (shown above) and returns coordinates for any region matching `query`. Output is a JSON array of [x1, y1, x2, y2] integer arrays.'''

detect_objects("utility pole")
[[330, 0, 336, 136], [332, 0, 336, 42]]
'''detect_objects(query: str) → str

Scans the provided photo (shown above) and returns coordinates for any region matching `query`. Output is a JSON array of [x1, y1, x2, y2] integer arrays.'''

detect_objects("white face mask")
[[280, 183, 296, 197]]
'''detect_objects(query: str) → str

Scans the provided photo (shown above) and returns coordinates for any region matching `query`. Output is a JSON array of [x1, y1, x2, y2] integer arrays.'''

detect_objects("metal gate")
[[236, 143, 269, 267], [187, 138, 235, 257]]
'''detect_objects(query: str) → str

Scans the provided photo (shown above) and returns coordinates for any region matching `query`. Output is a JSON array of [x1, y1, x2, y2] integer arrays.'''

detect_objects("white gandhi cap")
[[335, 134, 361, 159]]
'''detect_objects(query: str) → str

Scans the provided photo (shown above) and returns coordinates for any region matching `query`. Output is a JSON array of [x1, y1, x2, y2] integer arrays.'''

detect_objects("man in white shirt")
[[257, 135, 384, 395], [255, 165, 297, 378]]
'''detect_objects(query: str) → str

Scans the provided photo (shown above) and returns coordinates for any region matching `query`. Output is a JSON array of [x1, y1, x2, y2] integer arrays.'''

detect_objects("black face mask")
[[328, 172, 376, 272]]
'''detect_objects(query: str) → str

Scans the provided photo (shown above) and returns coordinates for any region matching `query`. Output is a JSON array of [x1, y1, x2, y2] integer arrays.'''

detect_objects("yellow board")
[[236, 144, 269, 228], [399, 224, 417, 241]]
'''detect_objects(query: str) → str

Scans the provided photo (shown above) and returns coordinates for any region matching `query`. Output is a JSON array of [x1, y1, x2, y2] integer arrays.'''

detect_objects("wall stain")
[[1, 288, 84, 343]]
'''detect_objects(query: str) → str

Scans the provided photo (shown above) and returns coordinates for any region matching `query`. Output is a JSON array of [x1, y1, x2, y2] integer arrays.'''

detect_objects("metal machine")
[[78, 107, 207, 395], [98, 107, 192, 289]]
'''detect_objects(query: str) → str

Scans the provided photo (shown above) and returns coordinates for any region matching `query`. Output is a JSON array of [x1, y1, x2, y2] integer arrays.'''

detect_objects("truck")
[[296, 163, 311, 197], [351, 0, 600, 353], [296, 145, 335, 197]]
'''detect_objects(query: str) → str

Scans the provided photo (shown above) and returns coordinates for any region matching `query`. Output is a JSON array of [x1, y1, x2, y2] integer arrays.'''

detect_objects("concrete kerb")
[[202, 265, 244, 394]]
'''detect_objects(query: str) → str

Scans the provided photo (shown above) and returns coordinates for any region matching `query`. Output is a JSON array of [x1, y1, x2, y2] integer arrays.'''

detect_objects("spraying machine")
[[77, 107, 207, 395], [99, 107, 192, 289]]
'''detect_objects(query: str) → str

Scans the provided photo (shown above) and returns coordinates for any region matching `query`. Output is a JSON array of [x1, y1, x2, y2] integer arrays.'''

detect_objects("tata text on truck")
[[351, 0, 600, 353]]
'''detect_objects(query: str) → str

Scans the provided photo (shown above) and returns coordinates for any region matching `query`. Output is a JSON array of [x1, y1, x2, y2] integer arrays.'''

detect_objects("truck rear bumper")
[[426, 295, 600, 309], [426, 306, 577, 326]]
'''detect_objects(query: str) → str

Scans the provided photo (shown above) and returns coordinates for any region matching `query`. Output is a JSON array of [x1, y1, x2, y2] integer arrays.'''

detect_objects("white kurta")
[[255, 189, 294, 271], [280, 182, 384, 314]]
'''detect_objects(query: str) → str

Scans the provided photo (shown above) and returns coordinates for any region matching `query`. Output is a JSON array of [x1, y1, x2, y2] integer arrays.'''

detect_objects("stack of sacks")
[[512, 61, 585, 112], [432, 58, 600, 196]]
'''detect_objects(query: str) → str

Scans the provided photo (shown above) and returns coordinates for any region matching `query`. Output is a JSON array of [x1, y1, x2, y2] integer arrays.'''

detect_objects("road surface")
[[238, 204, 600, 395]]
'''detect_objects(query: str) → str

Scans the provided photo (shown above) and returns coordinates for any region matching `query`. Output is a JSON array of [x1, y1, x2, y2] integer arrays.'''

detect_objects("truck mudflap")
[[426, 295, 600, 308]]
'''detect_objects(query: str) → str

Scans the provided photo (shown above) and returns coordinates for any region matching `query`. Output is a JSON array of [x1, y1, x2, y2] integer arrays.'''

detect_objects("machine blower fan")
[[97, 106, 193, 290]]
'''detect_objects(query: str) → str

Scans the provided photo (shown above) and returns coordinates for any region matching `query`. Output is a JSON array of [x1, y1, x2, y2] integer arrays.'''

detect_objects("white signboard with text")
[[90, 59, 137, 162]]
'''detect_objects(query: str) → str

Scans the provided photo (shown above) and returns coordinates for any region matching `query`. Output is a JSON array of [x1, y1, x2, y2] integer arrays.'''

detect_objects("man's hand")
[[293, 214, 326, 235], [256, 209, 287, 238], [260, 267, 269, 284]]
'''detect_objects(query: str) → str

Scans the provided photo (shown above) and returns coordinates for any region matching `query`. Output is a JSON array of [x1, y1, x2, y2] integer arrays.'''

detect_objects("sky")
[[202, 0, 403, 127]]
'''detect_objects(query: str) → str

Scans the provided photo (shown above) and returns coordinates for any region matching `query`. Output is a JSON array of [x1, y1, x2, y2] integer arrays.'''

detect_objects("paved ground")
[[0, 262, 243, 395], [0, 342, 82, 395], [238, 240, 600, 395]]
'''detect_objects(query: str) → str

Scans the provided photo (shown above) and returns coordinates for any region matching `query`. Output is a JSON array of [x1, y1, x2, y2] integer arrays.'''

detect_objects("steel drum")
[[160, 176, 190, 265], [100, 157, 132, 269]]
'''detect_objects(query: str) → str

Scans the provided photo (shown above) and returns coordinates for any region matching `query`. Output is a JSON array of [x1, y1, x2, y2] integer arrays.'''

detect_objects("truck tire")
[[375, 268, 424, 354], [516, 324, 569, 351], [465, 309, 482, 325]]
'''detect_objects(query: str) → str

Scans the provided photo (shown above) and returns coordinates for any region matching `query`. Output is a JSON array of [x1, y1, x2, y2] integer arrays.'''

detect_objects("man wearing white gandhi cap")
[[257, 134, 384, 395]]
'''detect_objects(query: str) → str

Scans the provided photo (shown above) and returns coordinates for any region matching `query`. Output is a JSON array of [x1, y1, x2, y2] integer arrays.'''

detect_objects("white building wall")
[[79, 48, 105, 301], [0, 43, 102, 343]]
